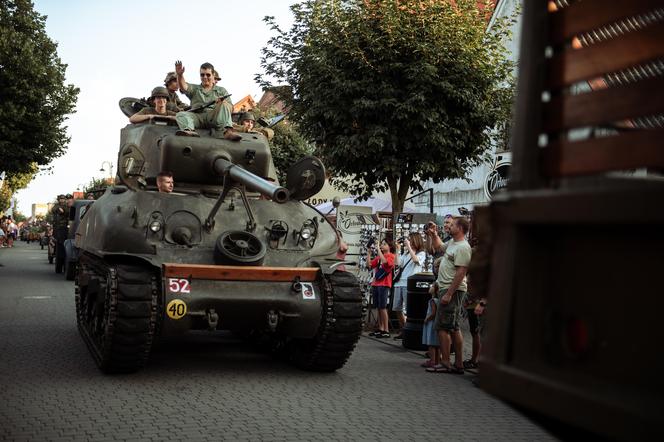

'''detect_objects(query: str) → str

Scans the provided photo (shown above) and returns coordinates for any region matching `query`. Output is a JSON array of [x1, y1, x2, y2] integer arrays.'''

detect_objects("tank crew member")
[[236, 111, 274, 140], [164, 72, 187, 112], [173, 60, 241, 141], [156, 171, 174, 193], [239, 112, 256, 132], [66, 194, 74, 208], [130, 87, 177, 124], [213, 69, 221, 85]]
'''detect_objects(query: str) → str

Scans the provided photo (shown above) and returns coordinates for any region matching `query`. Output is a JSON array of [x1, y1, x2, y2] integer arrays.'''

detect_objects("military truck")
[[74, 99, 363, 373]]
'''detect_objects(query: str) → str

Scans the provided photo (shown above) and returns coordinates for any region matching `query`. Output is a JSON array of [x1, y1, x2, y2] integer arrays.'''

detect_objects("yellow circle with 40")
[[166, 299, 187, 320]]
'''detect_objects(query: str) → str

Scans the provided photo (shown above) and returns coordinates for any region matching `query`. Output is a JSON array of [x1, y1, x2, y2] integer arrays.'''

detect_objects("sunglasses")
[[200, 73, 212, 78]]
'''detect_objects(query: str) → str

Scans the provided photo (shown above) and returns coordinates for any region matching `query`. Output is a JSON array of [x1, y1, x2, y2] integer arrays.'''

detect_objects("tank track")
[[290, 270, 364, 372], [75, 254, 160, 373]]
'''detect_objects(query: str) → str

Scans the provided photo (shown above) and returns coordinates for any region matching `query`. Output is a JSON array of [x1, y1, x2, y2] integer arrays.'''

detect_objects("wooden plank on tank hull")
[[163, 263, 320, 282]]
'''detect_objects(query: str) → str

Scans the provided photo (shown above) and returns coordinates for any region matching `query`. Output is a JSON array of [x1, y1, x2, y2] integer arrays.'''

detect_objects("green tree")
[[0, 0, 79, 175], [258, 0, 515, 215], [250, 103, 315, 183], [83, 177, 110, 198], [0, 164, 37, 212]]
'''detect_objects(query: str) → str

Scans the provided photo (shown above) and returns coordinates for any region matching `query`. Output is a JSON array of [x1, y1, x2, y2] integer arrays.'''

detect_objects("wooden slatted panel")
[[547, 23, 664, 88], [543, 76, 664, 132], [549, 0, 664, 45], [163, 263, 320, 282], [541, 128, 664, 177]]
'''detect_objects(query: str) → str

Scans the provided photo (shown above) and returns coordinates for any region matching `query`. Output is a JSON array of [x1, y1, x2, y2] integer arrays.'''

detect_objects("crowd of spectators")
[[366, 214, 487, 375]]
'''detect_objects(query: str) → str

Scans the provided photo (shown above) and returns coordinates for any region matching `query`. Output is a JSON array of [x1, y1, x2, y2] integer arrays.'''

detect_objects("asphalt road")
[[0, 240, 557, 441]]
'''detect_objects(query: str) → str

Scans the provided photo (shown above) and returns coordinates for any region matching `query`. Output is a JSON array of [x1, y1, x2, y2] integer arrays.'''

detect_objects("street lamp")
[[99, 161, 114, 180]]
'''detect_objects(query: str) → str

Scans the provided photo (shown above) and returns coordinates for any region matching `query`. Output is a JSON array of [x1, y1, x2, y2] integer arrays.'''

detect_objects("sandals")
[[463, 359, 479, 369], [426, 364, 464, 374]]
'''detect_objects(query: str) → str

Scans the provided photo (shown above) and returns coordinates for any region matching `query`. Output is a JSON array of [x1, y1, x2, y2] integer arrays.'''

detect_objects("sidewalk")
[[362, 319, 481, 375]]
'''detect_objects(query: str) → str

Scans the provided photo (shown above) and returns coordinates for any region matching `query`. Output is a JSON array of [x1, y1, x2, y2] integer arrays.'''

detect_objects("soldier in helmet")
[[129, 87, 177, 124], [238, 112, 256, 132], [164, 72, 187, 112], [173, 60, 241, 141], [236, 111, 274, 140]]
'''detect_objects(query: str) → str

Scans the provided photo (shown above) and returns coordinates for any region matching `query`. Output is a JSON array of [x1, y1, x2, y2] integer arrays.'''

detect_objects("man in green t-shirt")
[[173, 61, 241, 141], [426, 216, 472, 374], [129, 87, 177, 124]]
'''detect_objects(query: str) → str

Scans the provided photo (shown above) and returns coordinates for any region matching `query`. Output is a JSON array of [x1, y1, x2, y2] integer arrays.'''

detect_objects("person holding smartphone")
[[367, 235, 396, 338]]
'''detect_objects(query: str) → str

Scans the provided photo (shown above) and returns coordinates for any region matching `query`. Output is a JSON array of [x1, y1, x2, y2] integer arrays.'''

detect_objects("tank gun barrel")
[[213, 157, 289, 203]]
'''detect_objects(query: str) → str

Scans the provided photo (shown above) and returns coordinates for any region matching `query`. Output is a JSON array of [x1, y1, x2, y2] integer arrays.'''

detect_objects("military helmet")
[[57, 194, 66, 199], [164, 72, 177, 85], [240, 112, 256, 123], [151, 86, 169, 99], [65, 194, 73, 199]]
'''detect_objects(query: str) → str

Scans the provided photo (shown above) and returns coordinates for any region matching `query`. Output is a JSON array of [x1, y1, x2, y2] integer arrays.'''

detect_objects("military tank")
[[74, 98, 363, 373]]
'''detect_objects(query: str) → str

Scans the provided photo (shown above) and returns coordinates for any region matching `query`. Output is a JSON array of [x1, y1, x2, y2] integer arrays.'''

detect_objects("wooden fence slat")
[[549, 0, 664, 44], [544, 76, 664, 132], [541, 129, 664, 177], [548, 23, 664, 88]]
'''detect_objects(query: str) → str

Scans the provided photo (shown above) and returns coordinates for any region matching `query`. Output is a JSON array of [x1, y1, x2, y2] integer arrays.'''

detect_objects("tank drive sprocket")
[[289, 270, 364, 371], [75, 254, 160, 373]]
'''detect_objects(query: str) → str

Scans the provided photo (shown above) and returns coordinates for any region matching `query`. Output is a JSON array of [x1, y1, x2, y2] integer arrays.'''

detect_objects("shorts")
[[435, 290, 466, 332], [466, 307, 482, 334], [392, 286, 407, 313], [372, 286, 390, 309]]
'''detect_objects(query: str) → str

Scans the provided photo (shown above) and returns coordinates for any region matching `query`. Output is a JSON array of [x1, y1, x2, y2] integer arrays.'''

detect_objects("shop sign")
[[484, 154, 511, 200]]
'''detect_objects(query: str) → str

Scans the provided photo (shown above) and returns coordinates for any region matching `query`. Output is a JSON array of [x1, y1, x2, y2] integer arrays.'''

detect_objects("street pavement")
[[0, 240, 558, 441]]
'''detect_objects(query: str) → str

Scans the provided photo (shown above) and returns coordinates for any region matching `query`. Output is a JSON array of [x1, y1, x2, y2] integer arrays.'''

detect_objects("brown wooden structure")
[[478, 0, 664, 439]]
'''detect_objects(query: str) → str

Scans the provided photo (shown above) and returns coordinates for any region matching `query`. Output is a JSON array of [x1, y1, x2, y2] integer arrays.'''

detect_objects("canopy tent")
[[314, 197, 415, 214]]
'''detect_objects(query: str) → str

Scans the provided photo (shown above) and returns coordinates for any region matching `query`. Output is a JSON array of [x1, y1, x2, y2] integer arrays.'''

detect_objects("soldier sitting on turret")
[[130, 87, 177, 124], [173, 60, 241, 141], [163, 72, 188, 112]]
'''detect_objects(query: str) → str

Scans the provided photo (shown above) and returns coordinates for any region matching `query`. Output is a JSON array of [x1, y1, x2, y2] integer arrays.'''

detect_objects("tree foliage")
[[258, 0, 515, 214], [0, 164, 37, 213], [251, 104, 315, 183], [0, 0, 79, 175]]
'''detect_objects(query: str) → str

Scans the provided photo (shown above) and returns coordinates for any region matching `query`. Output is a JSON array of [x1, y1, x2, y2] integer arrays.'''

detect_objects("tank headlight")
[[149, 221, 162, 232], [300, 228, 312, 240]]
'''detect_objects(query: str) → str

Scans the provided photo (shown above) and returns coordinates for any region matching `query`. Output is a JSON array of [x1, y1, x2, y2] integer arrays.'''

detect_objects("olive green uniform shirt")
[[184, 83, 232, 109], [136, 107, 176, 117], [167, 91, 186, 112]]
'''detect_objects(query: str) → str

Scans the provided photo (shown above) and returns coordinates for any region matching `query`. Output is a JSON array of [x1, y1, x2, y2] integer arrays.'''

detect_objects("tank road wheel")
[[75, 255, 160, 373], [289, 271, 364, 372]]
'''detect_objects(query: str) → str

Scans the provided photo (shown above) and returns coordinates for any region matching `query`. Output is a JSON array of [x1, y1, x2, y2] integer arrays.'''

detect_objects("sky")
[[15, 0, 296, 215]]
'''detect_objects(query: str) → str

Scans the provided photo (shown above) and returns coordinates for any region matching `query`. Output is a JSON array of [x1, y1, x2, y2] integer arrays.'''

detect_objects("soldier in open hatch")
[[129, 87, 177, 124], [173, 60, 241, 141]]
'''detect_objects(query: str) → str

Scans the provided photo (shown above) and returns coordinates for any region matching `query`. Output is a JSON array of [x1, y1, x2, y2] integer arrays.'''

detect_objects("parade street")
[[0, 241, 557, 442]]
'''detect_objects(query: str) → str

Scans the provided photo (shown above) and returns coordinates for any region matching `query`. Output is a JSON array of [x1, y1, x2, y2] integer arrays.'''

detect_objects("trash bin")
[[402, 272, 435, 351]]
